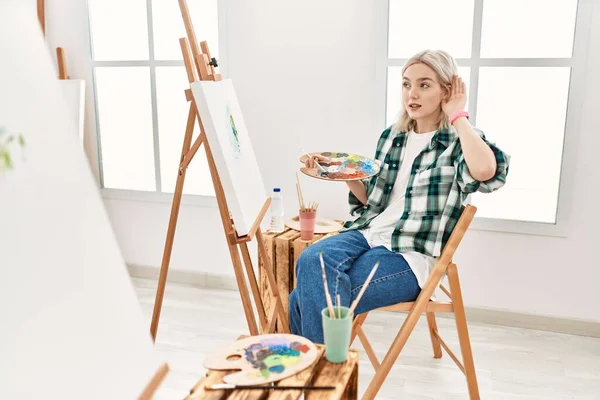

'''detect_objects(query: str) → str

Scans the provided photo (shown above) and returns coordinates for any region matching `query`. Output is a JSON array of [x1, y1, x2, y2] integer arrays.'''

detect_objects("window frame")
[[376, 0, 593, 237], [86, 0, 228, 203]]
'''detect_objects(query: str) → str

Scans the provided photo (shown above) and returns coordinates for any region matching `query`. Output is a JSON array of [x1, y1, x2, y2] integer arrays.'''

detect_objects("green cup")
[[321, 306, 353, 363]]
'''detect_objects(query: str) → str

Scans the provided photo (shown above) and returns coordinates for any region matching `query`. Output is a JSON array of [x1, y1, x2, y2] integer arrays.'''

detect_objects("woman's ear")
[[442, 83, 451, 100]]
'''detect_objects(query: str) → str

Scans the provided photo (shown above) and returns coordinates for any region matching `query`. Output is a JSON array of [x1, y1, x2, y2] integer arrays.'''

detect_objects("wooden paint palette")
[[203, 334, 319, 385], [299, 151, 381, 181]]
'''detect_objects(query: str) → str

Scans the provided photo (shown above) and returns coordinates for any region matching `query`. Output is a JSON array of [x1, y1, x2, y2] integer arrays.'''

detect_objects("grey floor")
[[133, 277, 600, 400]]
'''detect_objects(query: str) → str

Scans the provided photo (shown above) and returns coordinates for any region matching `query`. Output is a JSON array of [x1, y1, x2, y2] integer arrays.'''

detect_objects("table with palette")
[[186, 335, 359, 400], [258, 220, 345, 333]]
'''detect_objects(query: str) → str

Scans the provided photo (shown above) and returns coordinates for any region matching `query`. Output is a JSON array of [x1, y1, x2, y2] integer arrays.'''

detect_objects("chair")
[[351, 204, 480, 400]]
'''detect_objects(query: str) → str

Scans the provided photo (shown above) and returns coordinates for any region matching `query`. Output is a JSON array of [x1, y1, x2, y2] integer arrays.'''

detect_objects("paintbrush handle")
[[296, 173, 305, 210], [302, 148, 326, 172], [349, 262, 380, 315], [206, 383, 336, 390], [319, 252, 335, 318]]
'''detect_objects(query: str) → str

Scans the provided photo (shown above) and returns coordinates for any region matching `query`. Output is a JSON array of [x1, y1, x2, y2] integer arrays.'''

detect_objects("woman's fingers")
[[304, 154, 330, 168]]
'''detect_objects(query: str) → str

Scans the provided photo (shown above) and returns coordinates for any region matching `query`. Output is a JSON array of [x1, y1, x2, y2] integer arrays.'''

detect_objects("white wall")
[[47, 0, 600, 323]]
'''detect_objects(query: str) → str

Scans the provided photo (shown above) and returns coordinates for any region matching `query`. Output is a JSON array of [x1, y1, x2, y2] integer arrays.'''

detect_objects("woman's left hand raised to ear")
[[442, 75, 467, 116]]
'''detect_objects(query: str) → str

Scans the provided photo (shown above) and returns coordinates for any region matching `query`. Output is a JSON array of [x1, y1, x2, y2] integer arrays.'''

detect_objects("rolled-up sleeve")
[[347, 127, 391, 216], [348, 180, 369, 216], [456, 129, 511, 194]]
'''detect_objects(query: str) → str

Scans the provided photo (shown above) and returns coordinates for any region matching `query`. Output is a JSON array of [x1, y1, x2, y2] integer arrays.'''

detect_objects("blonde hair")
[[392, 49, 459, 133]]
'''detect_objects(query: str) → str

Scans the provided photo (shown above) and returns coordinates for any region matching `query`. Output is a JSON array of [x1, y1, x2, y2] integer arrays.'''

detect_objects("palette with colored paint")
[[203, 334, 319, 385], [299, 152, 381, 181]]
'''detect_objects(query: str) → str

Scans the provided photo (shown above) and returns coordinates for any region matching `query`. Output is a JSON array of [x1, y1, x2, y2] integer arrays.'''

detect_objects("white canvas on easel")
[[0, 3, 167, 399], [191, 79, 267, 237]]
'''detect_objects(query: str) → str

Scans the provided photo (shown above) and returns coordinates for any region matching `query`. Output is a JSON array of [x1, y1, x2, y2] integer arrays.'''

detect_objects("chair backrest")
[[437, 204, 478, 267]]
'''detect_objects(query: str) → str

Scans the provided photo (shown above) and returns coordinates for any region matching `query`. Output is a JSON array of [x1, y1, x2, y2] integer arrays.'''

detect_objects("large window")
[[87, 0, 220, 196], [383, 0, 587, 233]]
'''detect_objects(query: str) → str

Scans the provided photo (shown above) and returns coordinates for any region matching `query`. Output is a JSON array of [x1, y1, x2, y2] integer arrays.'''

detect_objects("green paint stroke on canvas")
[[227, 104, 241, 158], [0, 126, 25, 172]]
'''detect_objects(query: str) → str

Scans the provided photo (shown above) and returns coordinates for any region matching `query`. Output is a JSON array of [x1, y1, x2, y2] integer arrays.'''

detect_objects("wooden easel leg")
[[427, 312, 443, 358], [150, 104, 197, 341], [447, 263, 480, 400], [138, 363, 169, 400], [228, 242, 259, 335], [256, 228, 290, 333], [239, 242, 268, 332]]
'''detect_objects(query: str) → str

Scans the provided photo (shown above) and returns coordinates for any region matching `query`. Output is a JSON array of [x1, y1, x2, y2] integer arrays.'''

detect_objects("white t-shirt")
[[359, 130, 437, 290]]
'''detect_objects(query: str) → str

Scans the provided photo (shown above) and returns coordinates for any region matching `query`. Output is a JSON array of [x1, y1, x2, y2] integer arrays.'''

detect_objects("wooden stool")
[[186, 342, 359, 399]]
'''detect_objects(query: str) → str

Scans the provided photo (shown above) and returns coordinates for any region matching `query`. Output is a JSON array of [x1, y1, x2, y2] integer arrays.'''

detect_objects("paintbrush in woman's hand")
[[301, 148, 326, 173]]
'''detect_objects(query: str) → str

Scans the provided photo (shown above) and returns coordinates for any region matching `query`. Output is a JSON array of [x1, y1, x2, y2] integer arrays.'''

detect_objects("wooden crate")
[[259, 227, 300, 332], [186, 337, 359, 400], [291, 231, 340, 289], [259, 225, 342, 333]]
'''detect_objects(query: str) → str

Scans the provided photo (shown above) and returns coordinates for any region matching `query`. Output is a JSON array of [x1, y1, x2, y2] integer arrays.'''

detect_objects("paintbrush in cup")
[[319, 252, 335, 318], [302, 148, 326, 173], [349, 261, 380, 315], [295, 172, 305, 211], [296, 183, 304, 211], [337, 294, 341, 319]]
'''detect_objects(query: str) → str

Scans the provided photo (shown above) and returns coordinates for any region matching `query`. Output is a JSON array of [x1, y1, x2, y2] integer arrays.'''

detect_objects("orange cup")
[[299, 209, 317, 240]]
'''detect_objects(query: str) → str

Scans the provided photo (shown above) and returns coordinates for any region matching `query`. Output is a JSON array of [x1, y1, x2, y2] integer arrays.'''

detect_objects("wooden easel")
[[149, 0, 290, 341], [56, 47, 69, 79], [37, 0, 45, 36], [138, 363, 169, 400], [36, 0, 70, 80]]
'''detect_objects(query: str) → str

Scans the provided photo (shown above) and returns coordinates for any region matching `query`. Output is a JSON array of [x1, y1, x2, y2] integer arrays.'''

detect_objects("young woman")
[[289, 49, 510, 344]]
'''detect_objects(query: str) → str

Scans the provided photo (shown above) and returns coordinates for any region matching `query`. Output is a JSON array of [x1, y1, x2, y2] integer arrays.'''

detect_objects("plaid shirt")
[[341, 125, 510, 257]]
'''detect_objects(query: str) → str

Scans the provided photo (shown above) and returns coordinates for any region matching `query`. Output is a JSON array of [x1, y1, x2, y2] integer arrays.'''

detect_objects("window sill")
[[99, 190, 569, 237], [470, 216, 568, 238], [101, 188, 218, 208]]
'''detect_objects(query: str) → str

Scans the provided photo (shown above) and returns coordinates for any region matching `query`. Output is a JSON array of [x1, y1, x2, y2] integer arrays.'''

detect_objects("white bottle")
[[270, 188, 285, 233]]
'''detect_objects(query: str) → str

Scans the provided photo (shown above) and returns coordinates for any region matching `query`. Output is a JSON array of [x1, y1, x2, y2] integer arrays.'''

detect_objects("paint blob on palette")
[[299, 151, 381, 181], [203, 334, 319, 385]]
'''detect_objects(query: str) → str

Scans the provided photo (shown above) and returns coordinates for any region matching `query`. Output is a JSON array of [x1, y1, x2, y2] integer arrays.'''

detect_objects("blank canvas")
[[58, 79, 86, 147], [0, 3, 165, 399]]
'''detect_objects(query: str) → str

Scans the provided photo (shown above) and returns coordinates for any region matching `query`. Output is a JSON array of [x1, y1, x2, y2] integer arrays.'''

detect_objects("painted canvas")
[[0, 3, 166, 399], [203, 334, 319, 385], [300, 151, 381, 181], [191, 79, 267, 236]]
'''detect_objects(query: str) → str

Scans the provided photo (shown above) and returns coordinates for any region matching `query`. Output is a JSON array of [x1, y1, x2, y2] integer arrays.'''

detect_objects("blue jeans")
[[289, 230, 421, 344]]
